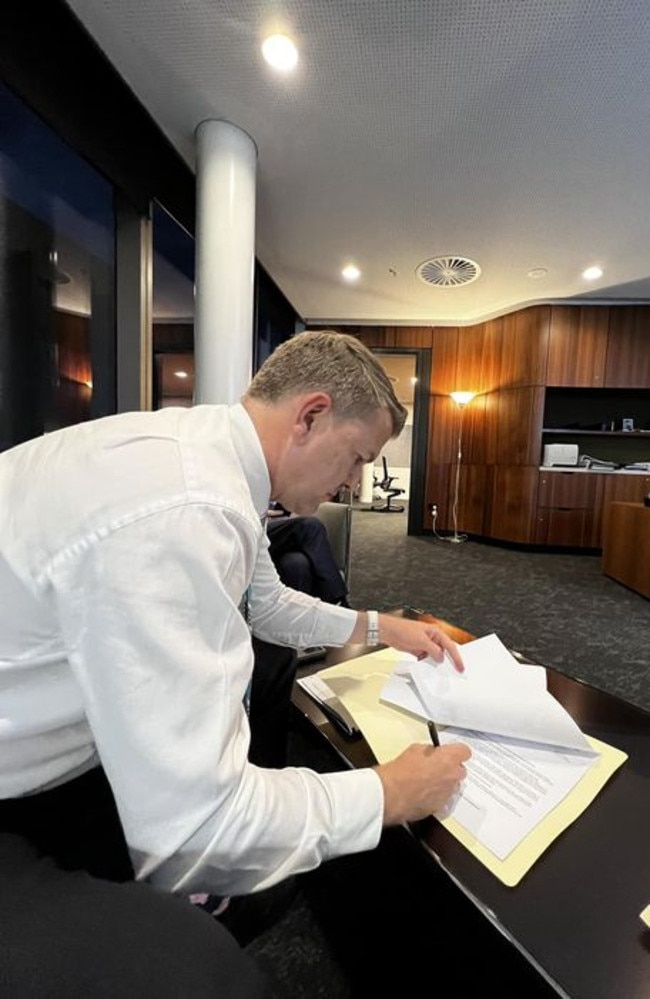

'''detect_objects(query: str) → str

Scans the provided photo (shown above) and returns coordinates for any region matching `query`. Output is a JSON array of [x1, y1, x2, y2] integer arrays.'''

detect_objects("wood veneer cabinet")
[[535, 471, 603, 547], [605, 308, 650, 388], [546, 306, 609, 387], [602, 502, 650, 598], [602, 472, 650, 507], [534, 470, 650, 547], [352, 305, 650, 546], [538, 470, 603, 507], [547, 305, 650, 389], [488, 386, 545, 466], [487, 467, 539, 544], [498, 307, 550, 388]]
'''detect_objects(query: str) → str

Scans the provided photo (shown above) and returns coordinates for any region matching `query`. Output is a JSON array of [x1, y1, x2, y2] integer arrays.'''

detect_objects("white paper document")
[[382, 633, 591, 752], [435, 726, 597, 859], [380, 634, 600, 859]]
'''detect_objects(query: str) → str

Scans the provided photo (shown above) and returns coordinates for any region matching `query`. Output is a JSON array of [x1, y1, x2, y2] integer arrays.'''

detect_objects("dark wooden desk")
[[292, 611, 650, 999]]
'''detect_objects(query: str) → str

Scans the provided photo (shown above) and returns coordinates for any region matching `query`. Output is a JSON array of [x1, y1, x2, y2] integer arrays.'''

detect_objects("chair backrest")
[[314, 500, 352, 583]]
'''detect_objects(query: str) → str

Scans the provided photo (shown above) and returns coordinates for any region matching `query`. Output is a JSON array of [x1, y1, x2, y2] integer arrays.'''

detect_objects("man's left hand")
[[378, 615, 464, 672]]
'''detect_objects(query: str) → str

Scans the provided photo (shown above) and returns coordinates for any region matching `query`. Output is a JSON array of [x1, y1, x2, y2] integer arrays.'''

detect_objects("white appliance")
[[542, 443, 579, 467]]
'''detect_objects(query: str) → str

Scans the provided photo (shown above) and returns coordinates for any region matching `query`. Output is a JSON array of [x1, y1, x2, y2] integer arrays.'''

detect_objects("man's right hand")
[[375, 742, 471, 825]]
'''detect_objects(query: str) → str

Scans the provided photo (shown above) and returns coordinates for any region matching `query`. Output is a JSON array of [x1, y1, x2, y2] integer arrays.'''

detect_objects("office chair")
[[372, 456, 405, 513], [314, 499, 352, 586]]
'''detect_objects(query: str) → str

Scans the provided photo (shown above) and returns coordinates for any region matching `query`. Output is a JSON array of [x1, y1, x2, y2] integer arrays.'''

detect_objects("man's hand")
[[376, 742, 471, 825], [379, 615, 465, 672]]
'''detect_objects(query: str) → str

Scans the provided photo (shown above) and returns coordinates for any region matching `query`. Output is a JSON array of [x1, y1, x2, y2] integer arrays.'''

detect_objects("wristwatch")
[[366, 610, 380, 646]]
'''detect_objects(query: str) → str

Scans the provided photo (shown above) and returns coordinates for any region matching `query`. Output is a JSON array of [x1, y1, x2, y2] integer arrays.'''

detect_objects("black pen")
[[427, 720, 440, 747]]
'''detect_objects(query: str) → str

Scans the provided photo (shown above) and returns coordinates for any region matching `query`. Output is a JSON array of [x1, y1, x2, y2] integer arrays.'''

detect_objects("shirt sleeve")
[[247, 536, 357, 648], [49, 500, 383, 897]]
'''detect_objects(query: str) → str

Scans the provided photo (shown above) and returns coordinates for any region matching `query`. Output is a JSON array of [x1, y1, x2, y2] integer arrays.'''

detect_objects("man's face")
[[283, 406, 393, 515]]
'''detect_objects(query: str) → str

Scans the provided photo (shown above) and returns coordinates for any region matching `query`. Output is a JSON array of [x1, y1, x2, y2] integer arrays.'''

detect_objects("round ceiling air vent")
[[416, 255, 481, 288]]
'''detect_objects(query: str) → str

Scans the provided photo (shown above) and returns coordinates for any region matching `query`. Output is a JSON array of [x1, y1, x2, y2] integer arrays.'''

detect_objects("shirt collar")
[[229, 403, 271, 519]]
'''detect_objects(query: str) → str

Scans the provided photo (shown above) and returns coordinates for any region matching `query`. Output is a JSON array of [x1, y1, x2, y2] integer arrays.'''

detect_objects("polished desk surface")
[[292, 610, 650, 999]]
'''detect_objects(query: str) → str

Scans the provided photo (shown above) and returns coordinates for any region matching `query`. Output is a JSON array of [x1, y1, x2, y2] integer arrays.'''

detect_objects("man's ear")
[[294, 392, 333, 440]]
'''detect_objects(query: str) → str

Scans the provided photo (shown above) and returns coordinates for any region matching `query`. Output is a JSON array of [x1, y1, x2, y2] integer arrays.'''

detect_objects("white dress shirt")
[[0, 404, 383, 895]]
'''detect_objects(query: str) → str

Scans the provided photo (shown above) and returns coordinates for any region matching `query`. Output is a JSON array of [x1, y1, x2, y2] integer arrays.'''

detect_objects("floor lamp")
[[448, 391, 476, 543]]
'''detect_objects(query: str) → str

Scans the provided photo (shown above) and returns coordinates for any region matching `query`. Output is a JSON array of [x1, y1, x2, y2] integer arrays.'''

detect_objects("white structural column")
[[359, 462, 375, 505], [194, 120, 258, 403]]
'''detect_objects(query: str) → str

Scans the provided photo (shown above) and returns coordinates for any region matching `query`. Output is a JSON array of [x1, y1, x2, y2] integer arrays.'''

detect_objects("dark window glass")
[[152, 202, 194, 409], [0, 81, 116, 449]]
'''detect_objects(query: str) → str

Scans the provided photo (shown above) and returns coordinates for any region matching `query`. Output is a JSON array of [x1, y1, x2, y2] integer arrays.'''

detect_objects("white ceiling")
[[65, 0, 650, 326]]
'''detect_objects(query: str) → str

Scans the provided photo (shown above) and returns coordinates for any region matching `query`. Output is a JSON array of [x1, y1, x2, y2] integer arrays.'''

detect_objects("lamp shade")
[[450, 390, 476, 407]]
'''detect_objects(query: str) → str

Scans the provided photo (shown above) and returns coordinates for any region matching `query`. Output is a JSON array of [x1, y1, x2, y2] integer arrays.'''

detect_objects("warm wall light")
[[262, 34, 298, 71], [174, 371, 188, 379], [450, 390, 476, 407]]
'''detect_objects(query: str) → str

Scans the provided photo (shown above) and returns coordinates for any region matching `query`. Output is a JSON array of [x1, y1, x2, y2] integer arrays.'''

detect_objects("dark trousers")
[[0, 768, 268, 998], [249, 637, 298, 769], [267, 516, 347, 604]]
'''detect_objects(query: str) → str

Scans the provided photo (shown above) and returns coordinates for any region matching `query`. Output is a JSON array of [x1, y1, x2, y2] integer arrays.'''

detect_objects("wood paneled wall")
[[351, 306, 550, 540], [339, 304, 650, 543]]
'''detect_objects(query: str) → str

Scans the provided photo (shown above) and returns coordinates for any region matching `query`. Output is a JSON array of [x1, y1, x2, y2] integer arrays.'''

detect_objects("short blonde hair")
[[246, 330, 407, 436]]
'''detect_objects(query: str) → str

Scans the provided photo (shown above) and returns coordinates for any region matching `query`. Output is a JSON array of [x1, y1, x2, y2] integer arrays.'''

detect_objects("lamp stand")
[[449, 402, 468, 543], [434, 391, 475, 545]]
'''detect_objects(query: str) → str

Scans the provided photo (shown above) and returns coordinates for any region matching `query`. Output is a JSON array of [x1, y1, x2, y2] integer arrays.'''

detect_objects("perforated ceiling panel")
[[417, 257, 481, 288], [66, 0, 650, 324]]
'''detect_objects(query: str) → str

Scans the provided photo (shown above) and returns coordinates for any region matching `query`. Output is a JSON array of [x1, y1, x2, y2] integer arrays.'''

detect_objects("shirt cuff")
[[319, 766, 384, 858]]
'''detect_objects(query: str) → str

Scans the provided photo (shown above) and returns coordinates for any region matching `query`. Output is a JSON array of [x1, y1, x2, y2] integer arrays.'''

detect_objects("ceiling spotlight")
[[582, 265, 603, 281], [341, 264, 361, 282], [174, 371, 188, 379], [262, 34, 298, 71]]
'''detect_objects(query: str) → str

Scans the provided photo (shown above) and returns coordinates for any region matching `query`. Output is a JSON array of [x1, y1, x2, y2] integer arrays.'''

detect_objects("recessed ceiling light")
[[342, 264, 361, 282], [174, 371, 188, 379], [262, 34, 298, 71], [582, 265, 603, 281], [527, 267, 548, 279]]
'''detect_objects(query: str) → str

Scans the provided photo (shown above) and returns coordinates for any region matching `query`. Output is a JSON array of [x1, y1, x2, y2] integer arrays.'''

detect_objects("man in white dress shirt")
[[0, 330, 469, 996]]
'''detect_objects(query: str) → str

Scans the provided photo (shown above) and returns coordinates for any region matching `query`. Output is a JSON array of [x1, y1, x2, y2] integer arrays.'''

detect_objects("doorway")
[[369, 348, 431, 536]]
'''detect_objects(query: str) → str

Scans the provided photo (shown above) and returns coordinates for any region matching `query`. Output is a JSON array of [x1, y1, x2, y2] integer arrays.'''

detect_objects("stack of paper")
[[382, 633, 591, 752], [311, 635, 627, 885], [381, 634, 605, 865]]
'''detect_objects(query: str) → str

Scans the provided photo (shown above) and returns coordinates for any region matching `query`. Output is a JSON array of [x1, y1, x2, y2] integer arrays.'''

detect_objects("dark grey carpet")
[[347, 503, 650, 712], [247, 888, 352, 998]]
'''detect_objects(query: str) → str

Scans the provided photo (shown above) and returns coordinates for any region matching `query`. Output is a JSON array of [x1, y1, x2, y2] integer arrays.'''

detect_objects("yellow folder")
[[316, 648, 627, 887]]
